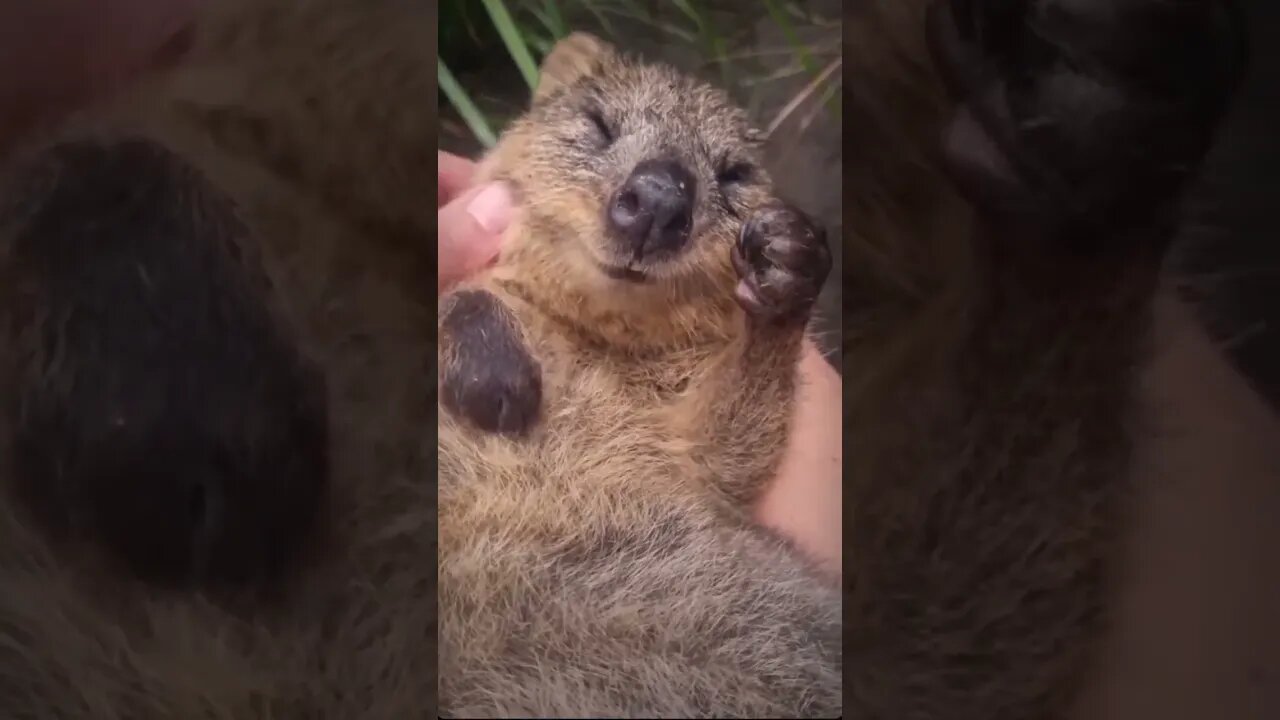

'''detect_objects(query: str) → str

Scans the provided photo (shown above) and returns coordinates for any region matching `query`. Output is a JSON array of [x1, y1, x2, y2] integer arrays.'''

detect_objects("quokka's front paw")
[[927, 0, 1249, 246], [440, 290, 542, 437], [731, 203, 831, 326]]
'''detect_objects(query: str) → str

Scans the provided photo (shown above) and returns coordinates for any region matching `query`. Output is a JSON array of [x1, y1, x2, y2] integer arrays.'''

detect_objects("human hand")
[[755, 340, 842, 579], [437, 151, 513, 294]]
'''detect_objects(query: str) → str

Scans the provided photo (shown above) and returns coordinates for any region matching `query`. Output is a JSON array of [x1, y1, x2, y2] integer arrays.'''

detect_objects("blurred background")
[[437, 0, 843, 365]]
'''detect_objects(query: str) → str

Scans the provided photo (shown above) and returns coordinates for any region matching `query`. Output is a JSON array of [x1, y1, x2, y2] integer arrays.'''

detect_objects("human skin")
[[756, 338, 842, 578], [437, 151, 510, 293]]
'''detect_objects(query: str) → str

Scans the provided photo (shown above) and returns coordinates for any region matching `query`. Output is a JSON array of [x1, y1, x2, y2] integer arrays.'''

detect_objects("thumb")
[[437, 182, 513, 294]]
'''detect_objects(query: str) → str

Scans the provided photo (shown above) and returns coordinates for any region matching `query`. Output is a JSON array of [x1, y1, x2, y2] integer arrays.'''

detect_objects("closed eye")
[[587, 109, 614, 146], [717, 162, 753, 186]]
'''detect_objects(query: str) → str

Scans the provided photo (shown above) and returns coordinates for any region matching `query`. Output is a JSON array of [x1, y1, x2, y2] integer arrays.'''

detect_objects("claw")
[[731, 203, 830, 325]]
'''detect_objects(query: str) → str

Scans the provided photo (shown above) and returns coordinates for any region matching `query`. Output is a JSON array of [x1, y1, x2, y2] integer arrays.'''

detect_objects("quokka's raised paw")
[[731, 203, 831, 325]]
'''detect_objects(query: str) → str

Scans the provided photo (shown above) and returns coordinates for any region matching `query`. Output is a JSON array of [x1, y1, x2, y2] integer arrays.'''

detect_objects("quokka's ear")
[[534, 32, 615, 103]]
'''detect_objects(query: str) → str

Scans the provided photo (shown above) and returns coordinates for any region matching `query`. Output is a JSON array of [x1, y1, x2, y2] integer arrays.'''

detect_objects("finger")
[[754, 337, 843, 578], [438, 151, 477, 207], [438, 182, 513, 294]]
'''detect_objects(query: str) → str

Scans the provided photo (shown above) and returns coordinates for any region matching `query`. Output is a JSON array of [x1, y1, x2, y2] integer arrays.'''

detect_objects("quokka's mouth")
[[597, 262, 649, 283]]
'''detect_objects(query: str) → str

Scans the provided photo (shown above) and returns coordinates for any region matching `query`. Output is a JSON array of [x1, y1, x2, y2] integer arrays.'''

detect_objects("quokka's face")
[[486, 33, 778, 297]]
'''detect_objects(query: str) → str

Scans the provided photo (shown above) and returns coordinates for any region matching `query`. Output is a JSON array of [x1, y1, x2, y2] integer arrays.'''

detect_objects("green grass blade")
[[438, 59, 499, 149], [676, 0, 731, 87], [456, 0, 481, 45], [670, 0, 702, 28], [579, 0, 616, 36], [481, 0, 541, 91], [527, 4, 560, 39], [762, 0, 840, 118], [762, 0, 817, 75], [616, 0, 651, 21], [784, 0, 812, 22], [529, 34, 553, 56], [804, 75, 841, 127], [596, 6, 697, 42], [711, 33, 730, 88], [738, 62, 806, 87], [516, 16, 554, 56], [544, 0, 568, 38]]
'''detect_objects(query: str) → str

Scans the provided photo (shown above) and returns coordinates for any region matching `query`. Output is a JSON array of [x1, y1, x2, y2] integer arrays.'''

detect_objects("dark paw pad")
[[440, 290, 542, 436], [731, 204, 831, 325], [927, 0, 1248, 243]]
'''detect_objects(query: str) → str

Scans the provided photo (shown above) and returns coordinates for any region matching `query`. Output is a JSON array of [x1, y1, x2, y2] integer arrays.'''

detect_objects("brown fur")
[[438, 33, 841, 716]]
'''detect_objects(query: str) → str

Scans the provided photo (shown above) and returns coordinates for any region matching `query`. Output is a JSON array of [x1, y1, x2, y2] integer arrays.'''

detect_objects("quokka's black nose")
[[607, 158, 696, 259]]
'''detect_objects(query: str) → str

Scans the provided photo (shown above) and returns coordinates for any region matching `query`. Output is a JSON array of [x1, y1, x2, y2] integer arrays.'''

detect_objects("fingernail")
[[466, 183, 513, 236]]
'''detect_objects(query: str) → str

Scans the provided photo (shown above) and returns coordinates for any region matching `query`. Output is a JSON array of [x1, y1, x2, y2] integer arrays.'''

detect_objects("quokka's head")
[[481, 32, 776, 298]]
